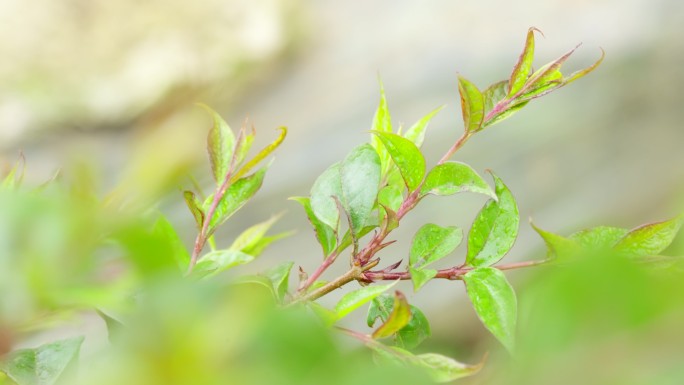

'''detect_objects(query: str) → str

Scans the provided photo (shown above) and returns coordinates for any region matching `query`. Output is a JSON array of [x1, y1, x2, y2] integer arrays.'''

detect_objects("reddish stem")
[[363, 259, 550, 281]]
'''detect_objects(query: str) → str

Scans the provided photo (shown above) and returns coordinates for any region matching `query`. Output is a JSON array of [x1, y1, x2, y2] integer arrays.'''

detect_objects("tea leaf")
[[530, 220, 580, 260], [403, 106, 444, 147], [192, 249, 255, 279], [508, 27, 540, 97], [290, 196, 337, 256], [339, 144, 382, 235], [415, 353, 485, 383], [335, 282, 397, 319], [183, 190, 204, 230], [372, 291, 412, 339], [205, 166, 268, 235], [378, 185, 403, 213], [466, 173, 519, 267], [569, 226, 628, 250], [464, 267, 517, 352], [152, 215, 191, 271], [263, 261, 294, 302], [230, 214, 282, 253], [230, 127, 286, 182], [458, 76, 485, 133], [367, 294, 431, 349], [371, 81, 393, 175], [372, 131, 426, 191], [0, 336, 84, 385], [309, 163, 343, 231], [613, 216, 683, 257], [1, 153, 25, 190], [421, 162, 495, 199], [483, 80, 508, 117], [409, 224, 462, 269], [199, 104, 235, 184], [409, 267, 437, 292]]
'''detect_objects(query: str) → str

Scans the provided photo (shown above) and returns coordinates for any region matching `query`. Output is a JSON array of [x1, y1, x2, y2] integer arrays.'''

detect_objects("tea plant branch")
[[293, 259, 380, 305], [437, 130, 471, 165], [297, 248, 341, 291], [187, 167, 236, 273], [362, 258, 551, 281]]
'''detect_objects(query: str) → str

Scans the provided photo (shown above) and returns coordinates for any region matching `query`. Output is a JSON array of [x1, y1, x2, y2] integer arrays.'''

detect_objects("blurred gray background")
[[2, 0, 683, 349]]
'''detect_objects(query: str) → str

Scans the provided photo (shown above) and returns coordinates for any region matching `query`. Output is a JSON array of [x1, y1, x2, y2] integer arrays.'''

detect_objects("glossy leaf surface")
[[458, 76, 485, 133], [335, 282, 396, 319], [205, 167, 268, 234], [421, 162, 494, 199], [464, 267, 517, 352], [409, 224, 462, 269], [372, 131, 426, 191], [613, 216, 683, 257], [466, 173, 519, 267], [201, 104, 235, 184]]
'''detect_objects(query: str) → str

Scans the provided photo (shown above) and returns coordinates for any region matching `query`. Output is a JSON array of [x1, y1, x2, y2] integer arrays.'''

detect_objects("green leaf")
[[307, 302, 338, 327], [152, 215, 191, 271], [290, 197, 337, 257], [241, 231, 292, 258], [183, 190, 204, 230], [371, 81, 393, 175], [530, 220, 580, 260], [192, 249, 255, 279], [403, 106, 444, 148], [372, 132, 426, 191], [309, 162, 343, 231], [409, 224, 462, 269], [1, 153, 25, 190], [379, 204, 399, 234], [378, 185, 403, 213], [0, 336, 84, 385], [339, 144, 382, 235], [613, 216, 683, 257], [372, 291, 412, 339], [483, 101, 529, 128], [457, 76, 485, 133], [415, 353, 485, 383], [517, 44, 579, 99], [508, 27, 540, 97], [569, 226, 628, 249], [234, 124, 256, 167], [367, 294, 431, 349], [421, 162, 495, 199], [483, 80, 508, 117], [409, 267, 437, 292], [263, 261, 294, 302], [563, 48, 605, 85], [466, 172, 519, 267], [229, 127, 286, 183], [205, 166, 268, 235], [229, 214, 282, 253], [96, 309, 124, 344], [335, 282, 397, 319], [463, 267, 517, 352], [199, 104, 235, 184]]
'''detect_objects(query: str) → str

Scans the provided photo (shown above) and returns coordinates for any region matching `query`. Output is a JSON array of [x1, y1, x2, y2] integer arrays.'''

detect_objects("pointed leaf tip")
[[198, 103, 236, 184], [457, 76, 485, 134], [508, 28, 542, 97]]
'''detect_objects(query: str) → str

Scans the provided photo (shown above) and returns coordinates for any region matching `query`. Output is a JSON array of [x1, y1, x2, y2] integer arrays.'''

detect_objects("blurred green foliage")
[[1, 29, 683, 385]]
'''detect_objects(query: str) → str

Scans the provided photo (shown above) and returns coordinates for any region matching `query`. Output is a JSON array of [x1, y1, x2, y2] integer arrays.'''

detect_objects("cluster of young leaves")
[[0, 107, 291, 385], [276, 28, 607, 381], [5, 28, 681, 385], [182, 105, 289, 277], [532, 214, 684, 264]]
